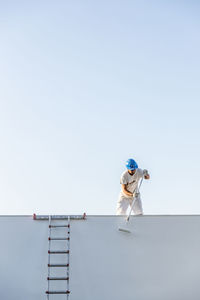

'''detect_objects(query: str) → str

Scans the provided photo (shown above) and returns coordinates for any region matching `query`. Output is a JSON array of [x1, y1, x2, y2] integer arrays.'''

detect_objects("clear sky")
[[0, 1, 199, 215]]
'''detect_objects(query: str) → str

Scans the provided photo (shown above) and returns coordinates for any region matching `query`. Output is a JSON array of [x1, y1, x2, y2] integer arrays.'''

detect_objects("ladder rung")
[[48, 237, 70, 241], [48, 264, 69, 268], [46, 290, 70, 294], [47, 277, 69, 281], [49, 224, 70, 228], [48, 250, 69, 254]]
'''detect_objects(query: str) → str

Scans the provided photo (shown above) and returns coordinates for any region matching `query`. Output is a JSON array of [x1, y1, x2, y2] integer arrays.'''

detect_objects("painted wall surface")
[[0, 216, 200, 300]]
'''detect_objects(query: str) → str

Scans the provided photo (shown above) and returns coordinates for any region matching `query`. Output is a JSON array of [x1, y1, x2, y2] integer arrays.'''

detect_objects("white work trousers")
[[116, 193, 143, 216]]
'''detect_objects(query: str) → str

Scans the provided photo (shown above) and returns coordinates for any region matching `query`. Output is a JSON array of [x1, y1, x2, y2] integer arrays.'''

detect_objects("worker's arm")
[[121, 184, 133, 197]]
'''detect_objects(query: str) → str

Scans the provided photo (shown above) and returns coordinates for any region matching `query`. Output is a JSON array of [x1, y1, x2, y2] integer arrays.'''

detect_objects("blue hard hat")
[[126, 159, 138, 170]]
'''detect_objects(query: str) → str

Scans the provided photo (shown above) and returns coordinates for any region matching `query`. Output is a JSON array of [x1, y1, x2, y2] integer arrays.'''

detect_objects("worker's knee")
[[116, 209, 126, 215]]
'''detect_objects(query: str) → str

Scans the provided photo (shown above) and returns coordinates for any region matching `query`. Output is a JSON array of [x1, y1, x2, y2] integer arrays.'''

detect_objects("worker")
[[116, 158, 150, 215]]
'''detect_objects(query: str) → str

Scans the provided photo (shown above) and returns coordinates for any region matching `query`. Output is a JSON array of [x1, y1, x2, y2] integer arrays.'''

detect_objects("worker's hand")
[[122, 184, 134, 197], [127, 191, 134, 197], [143, 169, 150, 180]]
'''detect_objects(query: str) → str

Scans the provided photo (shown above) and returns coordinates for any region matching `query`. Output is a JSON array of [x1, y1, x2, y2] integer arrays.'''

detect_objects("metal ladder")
[[33, 214, 86, 298], [46, 215, 71, 298]]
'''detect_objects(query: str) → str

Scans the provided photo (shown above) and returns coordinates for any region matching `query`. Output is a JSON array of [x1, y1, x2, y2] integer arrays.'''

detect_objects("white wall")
[[0, 216, 200, 300]]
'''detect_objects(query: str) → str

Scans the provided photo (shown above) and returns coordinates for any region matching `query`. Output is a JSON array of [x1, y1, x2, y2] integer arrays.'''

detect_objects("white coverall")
[[116, 168, 144, 215]]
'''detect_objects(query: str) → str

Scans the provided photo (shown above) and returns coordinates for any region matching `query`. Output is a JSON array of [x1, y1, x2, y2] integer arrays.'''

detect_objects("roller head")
[[118, 227, 131, 233]]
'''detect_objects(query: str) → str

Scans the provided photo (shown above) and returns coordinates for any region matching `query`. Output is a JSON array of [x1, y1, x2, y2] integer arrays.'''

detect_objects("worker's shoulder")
[[120, 170, 129, 180], [121, 170, 128, 177], [137, 168, 143, 175], [120, 170, 129, 184]]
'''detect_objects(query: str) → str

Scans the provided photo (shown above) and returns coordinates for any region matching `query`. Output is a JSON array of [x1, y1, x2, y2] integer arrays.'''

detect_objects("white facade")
[[0, 215, 200, 300]]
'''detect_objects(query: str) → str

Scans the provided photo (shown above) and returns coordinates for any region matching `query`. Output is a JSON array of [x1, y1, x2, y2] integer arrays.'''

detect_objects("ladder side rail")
[[47, 215, 52, 299], [67, 216, 70, 300]]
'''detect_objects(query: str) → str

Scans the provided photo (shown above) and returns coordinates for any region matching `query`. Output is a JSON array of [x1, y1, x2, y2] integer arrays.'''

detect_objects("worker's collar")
[[128, 169, 136, 176]]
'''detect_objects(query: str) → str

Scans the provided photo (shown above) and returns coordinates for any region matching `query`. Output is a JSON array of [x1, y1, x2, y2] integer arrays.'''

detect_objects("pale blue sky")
[[0, 1, 199, 215]]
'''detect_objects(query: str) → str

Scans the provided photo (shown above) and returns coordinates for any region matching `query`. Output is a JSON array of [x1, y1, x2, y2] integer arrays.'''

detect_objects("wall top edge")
[[0, 214, 200, 218]]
